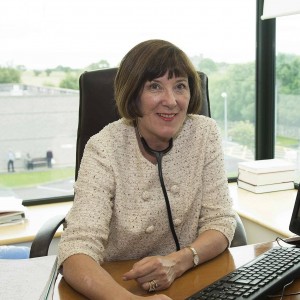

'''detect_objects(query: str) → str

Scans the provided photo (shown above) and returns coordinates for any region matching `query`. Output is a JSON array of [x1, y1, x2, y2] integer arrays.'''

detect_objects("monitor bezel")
[[289, 184, 300, 235]]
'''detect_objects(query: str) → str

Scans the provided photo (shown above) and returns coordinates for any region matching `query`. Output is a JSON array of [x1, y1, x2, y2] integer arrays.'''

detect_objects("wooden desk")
[[53, 242, 300, 300]]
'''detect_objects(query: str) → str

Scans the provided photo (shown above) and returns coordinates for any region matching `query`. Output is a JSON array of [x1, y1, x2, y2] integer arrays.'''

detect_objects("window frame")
[[256, 0, 276, 161], [22, 195, 74, 206]]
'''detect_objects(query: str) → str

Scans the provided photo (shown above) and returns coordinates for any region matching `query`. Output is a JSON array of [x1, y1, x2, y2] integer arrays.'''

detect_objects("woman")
[[58, 39, 236, 300]]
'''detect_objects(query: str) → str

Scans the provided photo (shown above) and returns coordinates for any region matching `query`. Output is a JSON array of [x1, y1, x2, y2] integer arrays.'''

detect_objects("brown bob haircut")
[[114, 39, 202, 121]]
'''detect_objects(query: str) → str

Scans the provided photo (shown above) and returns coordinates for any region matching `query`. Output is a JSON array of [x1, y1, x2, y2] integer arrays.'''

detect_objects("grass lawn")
[[0, 167, 75, 188], [276, 136, 299, 148]]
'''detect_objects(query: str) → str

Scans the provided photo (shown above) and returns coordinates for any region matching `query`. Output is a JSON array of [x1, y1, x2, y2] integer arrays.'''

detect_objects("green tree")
[[16, 65, 26, 71], [277, 94, 300, 127], [198, 58, 218, 75], [276, 53, 300, 94], [86, 60, 110, 70], [209, 62, 255, 123], [59, 74, 79, 90], [229, 121, 254, 150], [54, 65, 73, 72], [0, 67, 21, 83], [45, 69, 52, 76], [33, 70, 42, 76]]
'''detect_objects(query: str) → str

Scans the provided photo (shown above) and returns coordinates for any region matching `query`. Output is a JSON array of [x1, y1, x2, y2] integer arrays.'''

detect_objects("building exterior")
[[0, 84, 79, 172]]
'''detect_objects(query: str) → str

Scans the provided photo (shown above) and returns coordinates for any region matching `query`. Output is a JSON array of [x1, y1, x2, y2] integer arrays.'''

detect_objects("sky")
[[0, 0, 299, 70]]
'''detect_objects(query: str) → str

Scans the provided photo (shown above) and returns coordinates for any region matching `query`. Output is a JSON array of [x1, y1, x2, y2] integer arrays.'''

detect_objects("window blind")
[[261, 0, 300, 19]]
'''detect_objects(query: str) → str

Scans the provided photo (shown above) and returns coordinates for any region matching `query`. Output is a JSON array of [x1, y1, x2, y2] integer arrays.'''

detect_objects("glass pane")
[[198, 1, 255, 177], [276, 15, 300, 181], [0, 0, 255, 204], [0, 86, 78, 201]]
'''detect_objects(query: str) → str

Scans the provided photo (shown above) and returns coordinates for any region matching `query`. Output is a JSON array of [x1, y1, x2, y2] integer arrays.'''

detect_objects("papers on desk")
[[0, 197, 26, 225], [0, 255, 58, 300]]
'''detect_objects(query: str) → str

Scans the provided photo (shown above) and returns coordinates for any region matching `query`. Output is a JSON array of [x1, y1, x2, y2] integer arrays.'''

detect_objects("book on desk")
[[0, 196, 26, 225], [237, 180, 295, 193], [238, 158, 296, 193], [0, 255, 58, 300], [0, 210, 25, 225]]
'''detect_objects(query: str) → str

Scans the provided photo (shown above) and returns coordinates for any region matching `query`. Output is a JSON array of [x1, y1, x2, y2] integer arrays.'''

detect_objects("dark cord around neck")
[[139, 133, 180, 251]]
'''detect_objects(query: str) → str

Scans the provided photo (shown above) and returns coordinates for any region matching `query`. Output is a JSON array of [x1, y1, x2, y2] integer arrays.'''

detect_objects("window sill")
[[0, 201, 72, 245]]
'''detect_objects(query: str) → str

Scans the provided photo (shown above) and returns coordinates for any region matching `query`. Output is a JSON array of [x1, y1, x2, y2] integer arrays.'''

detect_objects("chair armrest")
[[30, 214, 65, 258]]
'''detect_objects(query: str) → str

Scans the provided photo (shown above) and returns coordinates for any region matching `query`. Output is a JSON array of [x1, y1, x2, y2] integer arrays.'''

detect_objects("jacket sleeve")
[[58, 133, 115, 267], [197, 119, 236, 244]]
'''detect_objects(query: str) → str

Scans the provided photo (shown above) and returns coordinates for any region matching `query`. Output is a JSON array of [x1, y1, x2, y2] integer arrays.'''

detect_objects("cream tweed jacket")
[[58, 115, 236, 267]]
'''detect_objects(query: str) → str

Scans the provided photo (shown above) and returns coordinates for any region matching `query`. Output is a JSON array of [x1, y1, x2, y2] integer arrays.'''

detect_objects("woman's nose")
[[162, 88, 177, 108]]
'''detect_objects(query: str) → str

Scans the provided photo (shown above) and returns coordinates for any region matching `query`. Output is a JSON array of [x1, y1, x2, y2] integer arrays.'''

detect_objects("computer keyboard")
[[186, 247, 300, 300]]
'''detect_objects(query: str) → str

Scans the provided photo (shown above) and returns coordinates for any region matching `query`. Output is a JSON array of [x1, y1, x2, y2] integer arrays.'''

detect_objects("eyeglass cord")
[[140, 136, 181, 251]]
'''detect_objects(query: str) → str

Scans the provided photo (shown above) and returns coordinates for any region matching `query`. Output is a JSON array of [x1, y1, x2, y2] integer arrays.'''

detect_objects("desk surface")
[[229, 183, 297, 238], [53, 242, 300, 300]]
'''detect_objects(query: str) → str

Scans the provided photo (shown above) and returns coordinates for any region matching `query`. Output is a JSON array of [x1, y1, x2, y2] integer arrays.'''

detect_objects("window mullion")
[[255, 0, 276, 160]]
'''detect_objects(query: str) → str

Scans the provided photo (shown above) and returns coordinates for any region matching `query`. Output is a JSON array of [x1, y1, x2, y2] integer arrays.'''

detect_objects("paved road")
[[0, 179, 74, 201]]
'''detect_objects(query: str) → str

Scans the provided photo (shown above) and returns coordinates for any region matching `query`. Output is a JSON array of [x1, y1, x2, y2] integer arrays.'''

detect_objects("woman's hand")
[[123, 255, 179, 292]]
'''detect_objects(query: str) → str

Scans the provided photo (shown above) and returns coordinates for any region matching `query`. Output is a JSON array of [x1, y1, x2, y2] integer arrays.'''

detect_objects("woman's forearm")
[[62, 254, 133, 300]]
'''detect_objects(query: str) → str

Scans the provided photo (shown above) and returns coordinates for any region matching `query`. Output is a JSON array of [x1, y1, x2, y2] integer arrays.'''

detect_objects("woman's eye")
[[149, 83, 161, 90], [176, 83, 187, 90]]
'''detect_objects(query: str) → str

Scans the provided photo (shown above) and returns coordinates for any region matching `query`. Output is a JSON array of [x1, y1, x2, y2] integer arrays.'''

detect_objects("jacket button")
[[142, 191, 150, 201], [171, 185, 179, 194], [145, 225, 155, 233], [173, 218, 182, 226]]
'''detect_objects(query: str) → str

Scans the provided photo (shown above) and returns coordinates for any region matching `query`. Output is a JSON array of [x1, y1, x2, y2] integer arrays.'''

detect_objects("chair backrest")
[[76, 68, 211, 178]]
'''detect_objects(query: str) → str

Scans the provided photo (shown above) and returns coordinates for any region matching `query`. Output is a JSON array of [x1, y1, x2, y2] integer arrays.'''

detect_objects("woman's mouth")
[[157, 113, 176, 121]]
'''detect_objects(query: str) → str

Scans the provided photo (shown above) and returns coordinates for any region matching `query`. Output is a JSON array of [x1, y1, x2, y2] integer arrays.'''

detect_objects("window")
[[0, 0, 255, 204], [276, 14, 300, 181]]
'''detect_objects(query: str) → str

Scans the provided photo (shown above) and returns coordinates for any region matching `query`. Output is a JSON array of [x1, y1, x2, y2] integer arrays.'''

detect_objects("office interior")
[[1, 0, 300, 298]]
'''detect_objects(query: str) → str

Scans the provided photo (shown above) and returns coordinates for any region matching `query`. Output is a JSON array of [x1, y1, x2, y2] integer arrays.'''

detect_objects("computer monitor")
[[288, 184, 300, 244]]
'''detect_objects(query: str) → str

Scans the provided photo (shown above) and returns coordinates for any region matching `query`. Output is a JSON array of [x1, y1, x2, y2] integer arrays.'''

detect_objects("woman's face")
[[137, 72, 190, 149]]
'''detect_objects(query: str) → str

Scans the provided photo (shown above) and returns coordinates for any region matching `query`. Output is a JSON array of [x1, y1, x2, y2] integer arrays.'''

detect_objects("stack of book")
[[238, 159, 296, 193], [0, 197, 26, 225]]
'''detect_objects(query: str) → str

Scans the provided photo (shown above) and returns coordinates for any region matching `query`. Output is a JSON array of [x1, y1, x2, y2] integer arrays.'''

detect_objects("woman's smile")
[[157, 113, 177, 121]]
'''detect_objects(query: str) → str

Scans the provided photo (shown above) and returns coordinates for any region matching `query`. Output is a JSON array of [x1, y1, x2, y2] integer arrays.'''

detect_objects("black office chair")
[[30, 68, 247, 258]]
